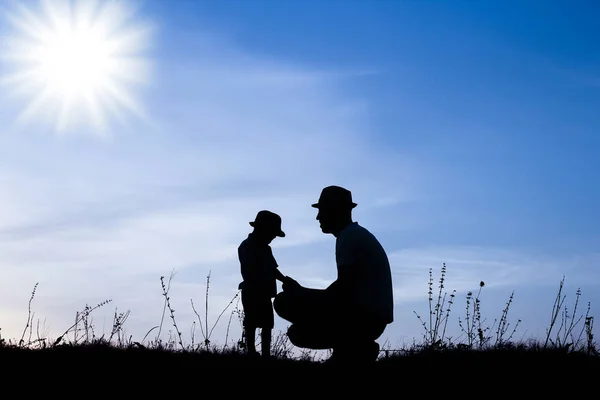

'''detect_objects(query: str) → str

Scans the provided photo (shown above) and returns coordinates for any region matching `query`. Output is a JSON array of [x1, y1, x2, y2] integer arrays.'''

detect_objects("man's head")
[[311, 185, 356, 236], [249, 210, 285, 243]]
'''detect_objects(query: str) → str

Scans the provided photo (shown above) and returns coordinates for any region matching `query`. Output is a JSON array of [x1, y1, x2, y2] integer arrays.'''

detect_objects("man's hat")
[[311, 185, 357, 209], [249, 210, 285, 237]]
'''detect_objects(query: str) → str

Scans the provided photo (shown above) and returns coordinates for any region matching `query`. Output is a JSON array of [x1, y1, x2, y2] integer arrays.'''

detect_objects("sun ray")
[[0, 69, 36, 89], [4, 3, 50, 42], [101, 97, 128, 131], [0, 0, 153, 136], [99, 82, 137, 128], [56, 91, 79, 133], [103, 79, 145, 118], [15, 86, 55, 127], [83, 91, 108, 134]]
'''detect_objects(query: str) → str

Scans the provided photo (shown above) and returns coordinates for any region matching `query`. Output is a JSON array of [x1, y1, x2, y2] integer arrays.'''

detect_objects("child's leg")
[[245, 325, 258, 355], [260, 328, 271, 357]]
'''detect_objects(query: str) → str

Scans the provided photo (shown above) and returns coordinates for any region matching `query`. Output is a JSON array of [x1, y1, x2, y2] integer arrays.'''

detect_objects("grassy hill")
[[1, 264, 598, 389]]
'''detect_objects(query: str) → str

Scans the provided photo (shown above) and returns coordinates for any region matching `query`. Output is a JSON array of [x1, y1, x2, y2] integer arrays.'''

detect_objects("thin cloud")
[[389, 246, 574, 302]]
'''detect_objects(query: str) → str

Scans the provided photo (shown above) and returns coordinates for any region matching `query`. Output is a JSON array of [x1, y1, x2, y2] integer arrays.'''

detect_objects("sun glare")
[[0, 0, 154, 135]]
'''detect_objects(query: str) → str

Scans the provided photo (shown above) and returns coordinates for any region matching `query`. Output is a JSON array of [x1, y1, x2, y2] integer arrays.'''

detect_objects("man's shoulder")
[[339, 222, 375, 241], [337, 223, 386, 256]]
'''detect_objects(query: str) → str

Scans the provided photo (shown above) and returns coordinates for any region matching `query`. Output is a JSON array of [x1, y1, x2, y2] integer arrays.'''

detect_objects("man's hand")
[[282, 276, 302, 292]]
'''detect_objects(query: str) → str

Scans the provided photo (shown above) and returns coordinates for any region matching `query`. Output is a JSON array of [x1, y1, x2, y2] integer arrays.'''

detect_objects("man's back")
[[334, 222, 394, 324]]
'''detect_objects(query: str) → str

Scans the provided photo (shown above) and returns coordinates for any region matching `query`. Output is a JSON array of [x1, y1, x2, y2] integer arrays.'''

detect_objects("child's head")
[[249, 210, 285, 243]]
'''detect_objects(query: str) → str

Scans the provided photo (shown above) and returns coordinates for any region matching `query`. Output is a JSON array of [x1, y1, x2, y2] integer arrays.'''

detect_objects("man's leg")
[[274, 288, 338, 350], [274, 288, 389, 358], [285, 322, 338, 350], [273, 287, 331, 324], [328, 319, 388, 364]]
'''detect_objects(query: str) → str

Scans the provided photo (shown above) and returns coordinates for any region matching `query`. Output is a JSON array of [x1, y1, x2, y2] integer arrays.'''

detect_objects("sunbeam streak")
[[0, 0, 154, 135]]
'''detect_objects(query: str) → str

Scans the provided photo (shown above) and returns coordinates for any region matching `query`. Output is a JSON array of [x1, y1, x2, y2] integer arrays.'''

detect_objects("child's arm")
[[273, 263, 301, 291], [274, 268, 286, 282]]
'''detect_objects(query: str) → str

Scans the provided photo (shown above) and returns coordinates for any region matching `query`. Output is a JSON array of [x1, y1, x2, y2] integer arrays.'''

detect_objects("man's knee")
[[272, 292, 284, 314], [286, 324, 301, 346], [371, 322, 387, 341], [273, 292, 290, 320], [285, 324, 335, 350], [285, 324, 322, 349]]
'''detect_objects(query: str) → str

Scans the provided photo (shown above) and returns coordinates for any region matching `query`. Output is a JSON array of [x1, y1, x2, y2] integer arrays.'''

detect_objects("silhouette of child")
[[238, 210, 291, 357]]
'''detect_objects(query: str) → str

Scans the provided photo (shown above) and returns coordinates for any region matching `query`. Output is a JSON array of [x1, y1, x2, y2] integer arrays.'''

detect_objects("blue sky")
[[0, 0, 598, 353]]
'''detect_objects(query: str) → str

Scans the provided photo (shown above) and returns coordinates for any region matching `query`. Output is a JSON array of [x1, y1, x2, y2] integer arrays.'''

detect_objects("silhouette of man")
[[238, 210, 289, 357], [273, 185, 394, 363]]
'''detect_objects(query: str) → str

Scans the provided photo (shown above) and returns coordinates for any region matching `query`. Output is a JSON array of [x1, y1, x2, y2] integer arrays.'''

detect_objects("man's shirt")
[[333, 222, 394, 324]]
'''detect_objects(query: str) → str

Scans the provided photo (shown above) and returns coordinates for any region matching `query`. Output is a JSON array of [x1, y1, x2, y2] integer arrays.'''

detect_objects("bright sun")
[[1, 0, 153, 135]]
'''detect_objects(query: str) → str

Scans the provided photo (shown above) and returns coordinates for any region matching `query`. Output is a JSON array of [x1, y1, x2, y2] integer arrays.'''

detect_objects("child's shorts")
[[241, 290, 274, 329]]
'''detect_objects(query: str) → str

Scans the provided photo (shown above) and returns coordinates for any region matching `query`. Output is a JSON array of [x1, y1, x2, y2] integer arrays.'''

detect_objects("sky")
[[0, 0, 598, 355]]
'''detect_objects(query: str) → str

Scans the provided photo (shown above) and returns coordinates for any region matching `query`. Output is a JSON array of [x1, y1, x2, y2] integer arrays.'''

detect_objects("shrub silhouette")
[[1, 264, 597, 371]]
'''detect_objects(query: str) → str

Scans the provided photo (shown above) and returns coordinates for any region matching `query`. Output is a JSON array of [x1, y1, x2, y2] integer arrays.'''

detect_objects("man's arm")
[[329, 232, 360, 302], [325, 262, 358, 305]]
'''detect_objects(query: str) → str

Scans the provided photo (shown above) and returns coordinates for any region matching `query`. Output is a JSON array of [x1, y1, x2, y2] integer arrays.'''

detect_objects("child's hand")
[[282, 276, 301, 292], [281, 276, 300, 291]]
